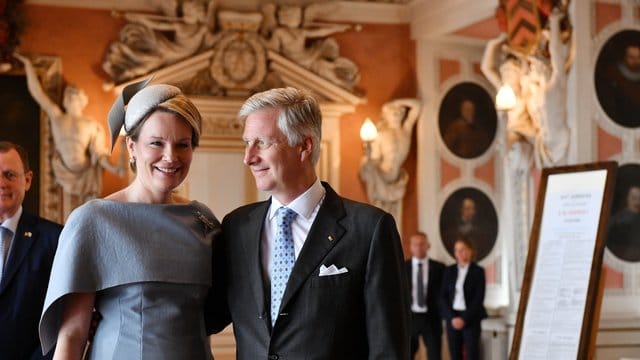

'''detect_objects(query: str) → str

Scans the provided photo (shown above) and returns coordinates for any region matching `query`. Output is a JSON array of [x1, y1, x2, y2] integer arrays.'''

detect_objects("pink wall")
[[594, 2, 621, 34]]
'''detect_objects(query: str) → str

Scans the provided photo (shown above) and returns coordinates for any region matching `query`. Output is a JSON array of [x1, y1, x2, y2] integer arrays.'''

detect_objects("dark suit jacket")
[[208, 182, 410, 360], [0, 211, 61, 359], [405, 258, 444, 326], [439, 262, 487, 326]]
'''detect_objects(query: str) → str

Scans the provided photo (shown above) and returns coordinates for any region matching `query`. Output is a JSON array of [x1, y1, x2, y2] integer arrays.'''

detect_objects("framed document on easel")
[[510, 162, 617, 360]]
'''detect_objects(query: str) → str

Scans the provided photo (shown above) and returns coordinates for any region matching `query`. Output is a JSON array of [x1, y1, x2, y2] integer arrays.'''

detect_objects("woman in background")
[[39, 81, 220, 359], [440, 235, 487, 360]]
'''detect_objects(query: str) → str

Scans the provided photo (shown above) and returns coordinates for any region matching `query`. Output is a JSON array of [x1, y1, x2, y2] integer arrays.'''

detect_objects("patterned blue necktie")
[[270, 207, 297, 326]]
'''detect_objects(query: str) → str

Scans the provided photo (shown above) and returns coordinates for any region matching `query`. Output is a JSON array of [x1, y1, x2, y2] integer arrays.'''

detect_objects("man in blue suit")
[[0, 141, 61, 359]]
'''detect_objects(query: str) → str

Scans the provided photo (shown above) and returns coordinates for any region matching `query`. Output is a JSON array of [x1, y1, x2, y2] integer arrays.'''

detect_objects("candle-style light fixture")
[[359, 117, 378, 143], [495, 83, 517, 110]]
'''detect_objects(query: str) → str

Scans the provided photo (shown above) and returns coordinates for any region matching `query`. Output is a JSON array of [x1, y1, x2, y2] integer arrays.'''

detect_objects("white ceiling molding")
[[409, 0, 496, 40]]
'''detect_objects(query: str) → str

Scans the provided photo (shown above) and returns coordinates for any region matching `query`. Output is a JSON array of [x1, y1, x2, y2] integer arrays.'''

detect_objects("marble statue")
[[360, 98, 421, 229], [103, 0, 217, 84], [261, 5, 360, 90], [15, 53, 125, 204], [482, 6, 573, 310], [481, 8, 571, 169]]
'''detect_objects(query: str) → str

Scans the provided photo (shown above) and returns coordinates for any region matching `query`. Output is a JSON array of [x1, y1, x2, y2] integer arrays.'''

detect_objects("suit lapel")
[[405, 261, 411, 281], [279, 183, 346, 312], [0, 213, 37, 293], [238, 201, 271, 324]]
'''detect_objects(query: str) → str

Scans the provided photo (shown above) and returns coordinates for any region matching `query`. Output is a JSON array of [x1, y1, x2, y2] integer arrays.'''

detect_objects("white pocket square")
[[319, 264, 349, 277]]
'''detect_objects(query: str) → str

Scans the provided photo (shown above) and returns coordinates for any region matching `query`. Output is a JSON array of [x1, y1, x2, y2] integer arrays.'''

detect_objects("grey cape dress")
[[39, 199, 220, 359]]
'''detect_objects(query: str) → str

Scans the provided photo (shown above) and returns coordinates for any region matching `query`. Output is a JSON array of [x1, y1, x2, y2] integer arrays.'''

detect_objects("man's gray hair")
[[239, 87, 322, 165]]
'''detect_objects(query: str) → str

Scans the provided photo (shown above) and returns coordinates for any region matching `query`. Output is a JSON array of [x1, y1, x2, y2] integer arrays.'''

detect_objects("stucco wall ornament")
[[102, 1, 360, 94], [209, 11, 267, 91]]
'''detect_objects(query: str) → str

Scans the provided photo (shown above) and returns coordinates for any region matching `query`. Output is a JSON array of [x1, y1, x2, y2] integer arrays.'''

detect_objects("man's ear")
[[300, 137, 313, 162], [24, 170, 33, 192]]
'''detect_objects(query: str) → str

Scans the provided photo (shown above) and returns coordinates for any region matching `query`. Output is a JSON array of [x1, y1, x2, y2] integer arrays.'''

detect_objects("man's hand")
[[452, 316, 465, 330]]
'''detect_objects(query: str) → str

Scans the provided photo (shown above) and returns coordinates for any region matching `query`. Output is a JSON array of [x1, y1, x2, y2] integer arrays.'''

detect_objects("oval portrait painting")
[[439, 187, 498, 262], [438, 82, 497, 159], [594, 29, 640, 128], [606, 163, 640, 262]]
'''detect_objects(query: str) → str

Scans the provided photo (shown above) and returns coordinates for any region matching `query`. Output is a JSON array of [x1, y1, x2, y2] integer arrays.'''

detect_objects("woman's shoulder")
[[67, 198, 111, 220]]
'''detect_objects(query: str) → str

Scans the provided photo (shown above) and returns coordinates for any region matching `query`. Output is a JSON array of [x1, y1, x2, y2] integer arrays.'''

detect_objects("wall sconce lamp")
[[496, 83, 517, 110], [360, 117, 378, 159], [360, 117, 378, 142], [360, 117, 378, 156]]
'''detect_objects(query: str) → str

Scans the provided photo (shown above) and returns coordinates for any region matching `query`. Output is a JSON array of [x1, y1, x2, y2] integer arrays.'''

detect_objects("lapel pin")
[[24, 231, 32, 238], [327, 235, 334, 242]]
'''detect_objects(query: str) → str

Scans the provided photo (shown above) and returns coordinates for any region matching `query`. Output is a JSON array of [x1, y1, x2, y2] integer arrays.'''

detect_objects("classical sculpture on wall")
[[101, 1, 360, 92], [481, 6, 572, 170], [103, 0, 217, 84], [15, 53, 125, 207], [481, 2, 574, 307], [261, 4, 359, 89], [360, 98, 421, 229]]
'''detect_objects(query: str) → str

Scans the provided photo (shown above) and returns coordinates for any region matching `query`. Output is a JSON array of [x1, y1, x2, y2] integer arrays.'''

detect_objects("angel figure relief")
[[260, 4, 360, 90], [103, 0, 217, 85]]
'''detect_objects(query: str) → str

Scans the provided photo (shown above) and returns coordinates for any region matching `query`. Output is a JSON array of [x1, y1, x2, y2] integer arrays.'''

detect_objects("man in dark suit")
[[0, 141, 62, 359], [406, 232, 444, 359], [208, 87, 410, 359], [439, 236, 487, 360]]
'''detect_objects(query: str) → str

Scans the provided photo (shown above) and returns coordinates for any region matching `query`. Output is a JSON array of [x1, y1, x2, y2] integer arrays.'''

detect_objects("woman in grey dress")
[[39, 80, 220, 359]]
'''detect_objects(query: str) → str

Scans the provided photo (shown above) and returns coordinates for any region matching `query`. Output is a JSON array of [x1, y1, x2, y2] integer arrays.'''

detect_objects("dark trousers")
[[411, 312, 442, 360], [445, 318, 481, 360]]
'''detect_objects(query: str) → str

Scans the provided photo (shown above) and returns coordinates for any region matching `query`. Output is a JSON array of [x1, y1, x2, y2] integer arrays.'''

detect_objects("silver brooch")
[[195, 211, 215, 231]]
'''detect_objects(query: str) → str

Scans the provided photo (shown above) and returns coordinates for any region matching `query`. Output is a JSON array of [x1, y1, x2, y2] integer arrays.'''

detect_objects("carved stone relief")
[[103, 2, 361, 95]]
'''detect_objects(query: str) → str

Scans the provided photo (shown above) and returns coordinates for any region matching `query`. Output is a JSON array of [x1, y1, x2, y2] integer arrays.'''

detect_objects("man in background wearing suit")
[[0, 141, 62, 359], [407, 232, 444, 360], [209, 87, 410, 359], [440, 236, 487, 360]]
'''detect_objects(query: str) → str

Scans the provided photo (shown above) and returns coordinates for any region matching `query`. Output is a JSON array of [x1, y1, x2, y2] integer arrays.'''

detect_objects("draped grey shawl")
[[39, 199, 219, 353]]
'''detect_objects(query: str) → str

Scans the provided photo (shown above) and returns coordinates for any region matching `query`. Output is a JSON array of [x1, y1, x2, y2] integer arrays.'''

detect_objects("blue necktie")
[[0, 226, 12, 279], [270, 207, 297, 326]]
